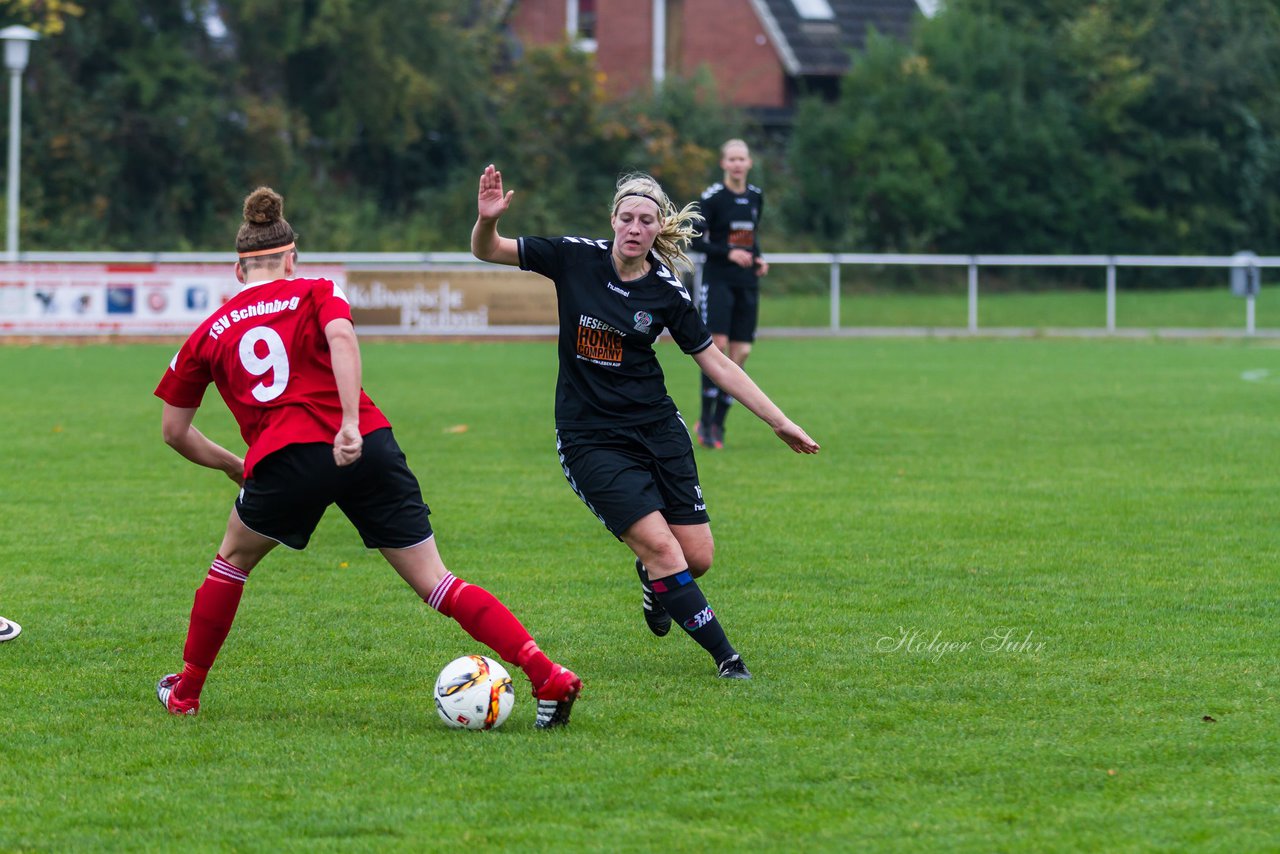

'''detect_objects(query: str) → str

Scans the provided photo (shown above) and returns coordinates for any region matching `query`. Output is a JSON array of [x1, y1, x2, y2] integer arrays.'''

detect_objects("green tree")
[[17, 0, 506, 250], [479, 47, 738, 240], [917, 4, 1114, 253], [1097, 0, 1280, 251], [782, 32, 960, 251], [216, 0, 501, 242], [22, 0, 245, 249], [781, 0, 1280, 255], [620, 66, 745, 205]]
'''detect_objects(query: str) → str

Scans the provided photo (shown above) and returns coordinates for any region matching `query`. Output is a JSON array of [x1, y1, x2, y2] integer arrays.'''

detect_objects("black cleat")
[[636, 558, 672, 637], [717, 654, 752, 679], [709, 423, 725, 450]]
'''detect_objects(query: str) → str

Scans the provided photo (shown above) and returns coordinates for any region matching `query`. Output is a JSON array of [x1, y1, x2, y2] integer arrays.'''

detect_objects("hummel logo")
[[607, 282, 630, 297]]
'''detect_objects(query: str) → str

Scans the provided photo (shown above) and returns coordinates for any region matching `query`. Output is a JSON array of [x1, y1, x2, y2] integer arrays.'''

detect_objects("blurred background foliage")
[[3, 0, 1280, 260]]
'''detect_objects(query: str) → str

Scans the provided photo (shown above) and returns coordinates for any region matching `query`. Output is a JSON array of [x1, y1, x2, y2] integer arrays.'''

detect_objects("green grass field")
[[2, 336, 1278, 851]]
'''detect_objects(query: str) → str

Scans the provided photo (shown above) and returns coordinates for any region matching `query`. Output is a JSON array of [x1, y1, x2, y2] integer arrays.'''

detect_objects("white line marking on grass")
[[1241, 369, 1270, 382]]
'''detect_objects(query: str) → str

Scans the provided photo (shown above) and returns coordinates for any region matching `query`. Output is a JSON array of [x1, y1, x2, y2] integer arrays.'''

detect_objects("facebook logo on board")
[[106, 286, 135, 315]]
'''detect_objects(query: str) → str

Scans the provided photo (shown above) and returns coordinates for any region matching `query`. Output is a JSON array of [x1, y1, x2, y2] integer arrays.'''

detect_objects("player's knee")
[[629, 535, 683, 578], [685, 543, 714, 578]]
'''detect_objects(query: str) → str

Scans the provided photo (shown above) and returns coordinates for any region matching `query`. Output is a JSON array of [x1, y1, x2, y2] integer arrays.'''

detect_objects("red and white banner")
[[0, 263, 556, 335], [0, 263, 341, 335]]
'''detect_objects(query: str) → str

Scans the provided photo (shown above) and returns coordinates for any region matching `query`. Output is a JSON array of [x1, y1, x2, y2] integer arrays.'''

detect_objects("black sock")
[[650, 570, 736, 664], [713, 392, 734, 428], [700, 374, 718, 425]]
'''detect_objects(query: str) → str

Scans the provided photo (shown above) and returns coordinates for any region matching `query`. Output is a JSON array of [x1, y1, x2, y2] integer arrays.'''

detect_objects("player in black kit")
[[471, 163, 818, 680], [693, 139, 769, 449]]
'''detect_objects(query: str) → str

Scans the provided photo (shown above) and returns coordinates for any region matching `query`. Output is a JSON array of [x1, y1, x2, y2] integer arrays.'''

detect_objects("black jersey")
[[518, 235, 714, 429], [693, 182, 764, 288]]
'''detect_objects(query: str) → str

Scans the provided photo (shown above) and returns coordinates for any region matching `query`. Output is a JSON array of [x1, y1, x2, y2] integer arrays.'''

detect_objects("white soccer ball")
[[434, 654, 516, 730]]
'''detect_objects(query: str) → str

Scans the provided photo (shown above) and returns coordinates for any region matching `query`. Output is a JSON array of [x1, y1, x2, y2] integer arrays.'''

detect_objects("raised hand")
[[478, 164, 514, 221]]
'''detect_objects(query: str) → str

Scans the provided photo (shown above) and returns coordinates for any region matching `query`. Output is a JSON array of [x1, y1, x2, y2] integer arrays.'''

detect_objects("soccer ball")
[[434, 654, 515, 730]]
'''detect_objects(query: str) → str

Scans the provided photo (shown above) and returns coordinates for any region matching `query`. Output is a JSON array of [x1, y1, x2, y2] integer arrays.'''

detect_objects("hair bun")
[[243, 187, 284, 225]]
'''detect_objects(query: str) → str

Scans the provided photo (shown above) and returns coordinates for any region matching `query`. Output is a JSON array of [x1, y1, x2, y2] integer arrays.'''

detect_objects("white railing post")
[[967, 257, 978, 332], [1106, 259, 1116, 332], [829, 256, 840, 332]]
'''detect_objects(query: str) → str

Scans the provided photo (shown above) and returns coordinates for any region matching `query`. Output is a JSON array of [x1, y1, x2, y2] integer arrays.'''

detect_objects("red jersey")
[[155, 276, 390, 478]]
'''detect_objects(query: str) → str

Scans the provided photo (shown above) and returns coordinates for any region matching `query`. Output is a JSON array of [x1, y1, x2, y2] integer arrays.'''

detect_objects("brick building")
[[506, 0, 932, 114]]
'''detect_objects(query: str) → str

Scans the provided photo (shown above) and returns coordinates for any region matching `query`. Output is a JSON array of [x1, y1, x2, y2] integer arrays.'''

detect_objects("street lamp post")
[[1, 25, 38, 262]]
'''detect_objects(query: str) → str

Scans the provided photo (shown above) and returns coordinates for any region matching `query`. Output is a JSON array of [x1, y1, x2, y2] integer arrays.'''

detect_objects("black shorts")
[[235, 427, 433, 550], [700, 277, 759, 343], [556, 412, 710, 539]]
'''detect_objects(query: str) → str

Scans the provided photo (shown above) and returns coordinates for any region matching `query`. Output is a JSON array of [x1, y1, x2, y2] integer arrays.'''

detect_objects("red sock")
[[427, 573, 554, 688], [174, 555, 249, 702]]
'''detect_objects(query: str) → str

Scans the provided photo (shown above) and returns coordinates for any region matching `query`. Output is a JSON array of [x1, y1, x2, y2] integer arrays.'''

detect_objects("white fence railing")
[[729, 252, 1276, 336], [2, 251, 1273, 336]]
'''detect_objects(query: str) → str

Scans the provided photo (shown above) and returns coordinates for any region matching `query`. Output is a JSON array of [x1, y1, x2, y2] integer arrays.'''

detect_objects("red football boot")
[[533, 665, 581, 729], [156, 674, 200, 716]]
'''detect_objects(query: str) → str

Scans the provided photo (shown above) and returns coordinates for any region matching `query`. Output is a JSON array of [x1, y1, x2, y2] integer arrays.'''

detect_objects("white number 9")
[[239, 327, 290, 402]]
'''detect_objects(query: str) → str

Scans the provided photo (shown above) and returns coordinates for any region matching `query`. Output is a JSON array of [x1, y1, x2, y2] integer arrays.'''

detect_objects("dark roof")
[[752, 0, 925, 76]]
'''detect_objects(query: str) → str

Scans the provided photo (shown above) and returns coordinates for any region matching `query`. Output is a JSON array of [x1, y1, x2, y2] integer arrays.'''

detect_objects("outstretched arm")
[[161, 404, 245, 485], [325, 317, 364, 467], [691, 347, 820, 454], [471, 164, 521, 267]]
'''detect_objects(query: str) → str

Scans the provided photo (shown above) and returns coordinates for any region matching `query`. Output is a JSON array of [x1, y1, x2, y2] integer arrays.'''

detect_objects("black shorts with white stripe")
[[555, 413, 709, 539], [700, 278, 759, 343]]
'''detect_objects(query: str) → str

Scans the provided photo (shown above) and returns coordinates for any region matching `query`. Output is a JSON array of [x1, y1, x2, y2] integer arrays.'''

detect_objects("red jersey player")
[[153, 187, 580, 728]]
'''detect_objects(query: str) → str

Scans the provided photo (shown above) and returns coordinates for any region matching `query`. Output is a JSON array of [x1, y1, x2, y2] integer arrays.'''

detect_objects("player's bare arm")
[[324, 317, 364, 467], [160, 403, 246, 484], [691, 347, 820, 454]]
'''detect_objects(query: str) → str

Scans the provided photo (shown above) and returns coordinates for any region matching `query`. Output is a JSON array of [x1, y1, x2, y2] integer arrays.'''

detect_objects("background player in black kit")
[[693, 139, 769, 450], [471, 163, 818, 679]]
